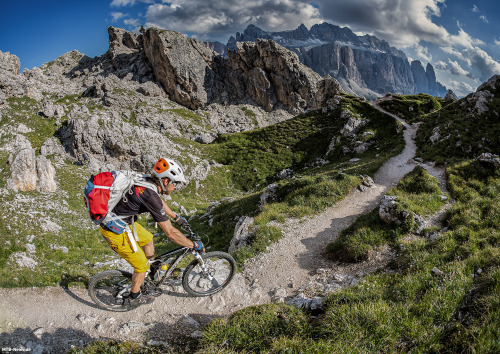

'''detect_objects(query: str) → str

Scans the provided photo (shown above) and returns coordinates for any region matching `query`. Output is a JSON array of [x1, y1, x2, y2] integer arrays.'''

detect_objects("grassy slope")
[[378, 93, 449, 124], [200, 160, 499, 353], [197, 90, 500, 352], [415, 88, 500, 164]]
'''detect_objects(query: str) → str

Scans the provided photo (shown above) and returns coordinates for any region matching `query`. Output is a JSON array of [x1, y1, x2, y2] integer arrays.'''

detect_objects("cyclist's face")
[[163, 178, 176, 194]]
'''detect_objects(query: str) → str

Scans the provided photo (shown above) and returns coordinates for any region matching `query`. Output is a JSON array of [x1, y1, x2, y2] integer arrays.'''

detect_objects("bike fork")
[[193, 251, 213, 280]]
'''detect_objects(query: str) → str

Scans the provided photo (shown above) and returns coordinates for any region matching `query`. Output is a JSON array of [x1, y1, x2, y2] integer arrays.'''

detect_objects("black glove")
[[173, 215, 189, 227], [192, 241, 205, 251]]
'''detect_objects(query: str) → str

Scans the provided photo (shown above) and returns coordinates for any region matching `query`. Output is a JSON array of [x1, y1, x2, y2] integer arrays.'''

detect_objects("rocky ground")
[[0, 105, 449, 353]]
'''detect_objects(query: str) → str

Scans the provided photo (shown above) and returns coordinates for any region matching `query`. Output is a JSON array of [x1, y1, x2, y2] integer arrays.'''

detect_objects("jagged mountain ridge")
[[213, 23, 447, 99]]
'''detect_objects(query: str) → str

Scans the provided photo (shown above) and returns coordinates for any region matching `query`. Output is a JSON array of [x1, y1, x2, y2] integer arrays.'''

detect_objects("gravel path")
[[0, 105, 446, 353]]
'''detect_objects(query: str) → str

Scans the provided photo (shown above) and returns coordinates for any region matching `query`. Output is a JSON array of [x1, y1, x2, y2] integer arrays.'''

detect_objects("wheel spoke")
[[182, 252, 236, 297]]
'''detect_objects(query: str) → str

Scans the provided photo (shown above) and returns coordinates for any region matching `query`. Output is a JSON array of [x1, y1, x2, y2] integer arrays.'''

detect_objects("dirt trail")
[[0, 105, 446, 353]]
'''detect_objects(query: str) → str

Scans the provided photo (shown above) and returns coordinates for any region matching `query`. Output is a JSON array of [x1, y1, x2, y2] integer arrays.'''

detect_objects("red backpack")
[[84, 171, 157, 234]]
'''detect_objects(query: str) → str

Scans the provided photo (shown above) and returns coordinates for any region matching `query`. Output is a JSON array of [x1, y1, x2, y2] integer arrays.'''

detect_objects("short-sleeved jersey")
[[112, 182, 169, 225]]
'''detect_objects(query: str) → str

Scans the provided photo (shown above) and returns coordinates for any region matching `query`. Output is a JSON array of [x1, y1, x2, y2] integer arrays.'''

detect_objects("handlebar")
[[183, 224, 201, 242]]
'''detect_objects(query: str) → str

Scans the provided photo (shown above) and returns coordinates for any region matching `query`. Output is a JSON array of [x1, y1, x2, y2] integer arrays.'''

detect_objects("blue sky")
[[1, 0, 499, 97]]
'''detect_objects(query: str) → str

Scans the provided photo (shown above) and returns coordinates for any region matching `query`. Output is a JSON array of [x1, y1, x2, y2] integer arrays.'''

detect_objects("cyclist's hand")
[[192, 241, 205, 252], [173, 215, 189, 228]]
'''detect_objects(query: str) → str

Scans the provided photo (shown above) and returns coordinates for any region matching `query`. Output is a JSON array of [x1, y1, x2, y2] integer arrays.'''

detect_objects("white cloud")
[[315, 0, 484, 49], [433, 58, 474, 79], [414, 44, 432, 62], [111, 0, 136, 7], [448, 59, 469, 76], [447, 23, 484, 49], [124, 18, 140, 27], [111, 12, 126, 21], [439, 45, 500, 81], [462, 47, 500, 81], [471, 5, 479, 13], [111, 0, 153, 7], [434, 60, 447, 71], [144, 0, 321, 41], [447, 80, 474, 96], [479, 15, 488, 24], [496, 39, 500, 46], [441, 46, 471, 66]]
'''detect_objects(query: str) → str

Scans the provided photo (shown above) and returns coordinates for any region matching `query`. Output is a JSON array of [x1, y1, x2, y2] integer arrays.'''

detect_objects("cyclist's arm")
[[157, 219, 195, 248], [160, 198, 178, 219]]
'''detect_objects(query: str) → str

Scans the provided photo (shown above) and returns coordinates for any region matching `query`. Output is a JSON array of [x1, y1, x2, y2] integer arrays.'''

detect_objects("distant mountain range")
[[206, 23, 447, 99]]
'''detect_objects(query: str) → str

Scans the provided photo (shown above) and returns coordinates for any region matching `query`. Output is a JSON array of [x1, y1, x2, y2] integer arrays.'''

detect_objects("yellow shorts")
[[100, 222, 153, 273]]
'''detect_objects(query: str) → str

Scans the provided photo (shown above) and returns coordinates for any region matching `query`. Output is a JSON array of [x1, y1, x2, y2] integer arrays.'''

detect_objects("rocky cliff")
[[0, 25, 344, 182], [141, 28, 343, 114], [222, 23, 448, 99]]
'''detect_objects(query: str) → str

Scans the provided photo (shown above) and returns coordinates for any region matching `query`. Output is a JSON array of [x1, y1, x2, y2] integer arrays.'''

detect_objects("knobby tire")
[[88, 269, 132, 312], [182, 251, 236, 297]]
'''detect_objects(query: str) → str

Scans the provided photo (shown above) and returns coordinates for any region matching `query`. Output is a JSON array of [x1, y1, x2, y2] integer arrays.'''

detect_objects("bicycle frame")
[[149, 227, 209, 286], [151, 246, 191, 285]]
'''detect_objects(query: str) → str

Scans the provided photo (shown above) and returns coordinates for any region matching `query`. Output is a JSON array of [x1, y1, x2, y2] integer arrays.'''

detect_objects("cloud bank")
[[108, 0, 499, 90], [144, 0, 321, 42]]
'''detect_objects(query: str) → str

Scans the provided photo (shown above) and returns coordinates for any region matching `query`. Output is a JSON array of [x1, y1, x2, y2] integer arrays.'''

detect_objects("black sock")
[[129, 291, 140, 299]]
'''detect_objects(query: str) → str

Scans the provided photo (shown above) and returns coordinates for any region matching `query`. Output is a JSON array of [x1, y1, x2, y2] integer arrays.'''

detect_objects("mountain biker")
[[99, 157, 205, 309]]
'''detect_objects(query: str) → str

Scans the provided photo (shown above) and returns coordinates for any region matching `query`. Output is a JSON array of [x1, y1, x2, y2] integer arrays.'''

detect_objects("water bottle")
[[154, 262, 169, 281]]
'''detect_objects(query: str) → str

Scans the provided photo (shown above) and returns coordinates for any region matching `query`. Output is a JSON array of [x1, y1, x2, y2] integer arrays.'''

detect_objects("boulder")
[[229, 216, 254, 254], [40, 137, 66, 157], [260, 183, 278, 209], [36, 155, 57, 192], [9, 148, 38, 191], [40, 100, 55, 117], [379, 195, 426, 233]]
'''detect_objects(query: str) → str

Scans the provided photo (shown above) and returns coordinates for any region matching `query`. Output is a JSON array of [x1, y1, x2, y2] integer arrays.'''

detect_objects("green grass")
[[415, 88, 500, 164], [199, 159, 500, 352], [209, 94, 404, 191], [3, 96, 59, 152], [327, 166, 447, 262], [68, 339, 174, 354], [378, 93, 448, 123]]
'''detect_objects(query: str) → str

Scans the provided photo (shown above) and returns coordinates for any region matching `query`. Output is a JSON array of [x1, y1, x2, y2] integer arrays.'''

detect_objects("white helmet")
[[153, 157, 186, 183]]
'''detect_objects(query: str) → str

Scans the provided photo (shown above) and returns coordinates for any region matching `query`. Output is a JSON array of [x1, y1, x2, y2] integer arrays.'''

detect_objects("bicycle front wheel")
[[88, 270, 132, 312], [182, 251, 236, 297]]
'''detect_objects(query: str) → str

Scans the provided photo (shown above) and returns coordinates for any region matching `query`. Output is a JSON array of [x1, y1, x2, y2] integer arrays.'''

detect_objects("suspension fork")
[[193, 250, 213, 281]]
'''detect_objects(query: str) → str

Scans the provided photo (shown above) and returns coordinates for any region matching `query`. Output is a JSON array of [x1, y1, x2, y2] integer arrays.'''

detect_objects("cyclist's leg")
[[100, 226, 151, 293], [134, 222, 155, 259]]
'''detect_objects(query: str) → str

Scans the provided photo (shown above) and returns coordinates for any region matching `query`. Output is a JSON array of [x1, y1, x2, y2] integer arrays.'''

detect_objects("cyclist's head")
[[152, 157, 186, 193]]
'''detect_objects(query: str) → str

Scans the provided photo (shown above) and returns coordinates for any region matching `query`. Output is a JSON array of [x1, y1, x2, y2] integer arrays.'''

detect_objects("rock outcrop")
[[224, 23, 448, 98], [379, 195, 426, 233], [229, 216, 255, 254], [143, 29, 215, 110], [226, 39, 342, 113], [444, 89, 458, 101]]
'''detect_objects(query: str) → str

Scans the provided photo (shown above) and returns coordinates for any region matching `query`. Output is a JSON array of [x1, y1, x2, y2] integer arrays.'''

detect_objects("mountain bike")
[[88, 225, 236, 312]]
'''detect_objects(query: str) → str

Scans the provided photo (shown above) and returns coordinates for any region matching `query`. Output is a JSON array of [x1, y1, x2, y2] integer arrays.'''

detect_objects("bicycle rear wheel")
[[88, 270, 132, 312], [182, 251, 236, 297]]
